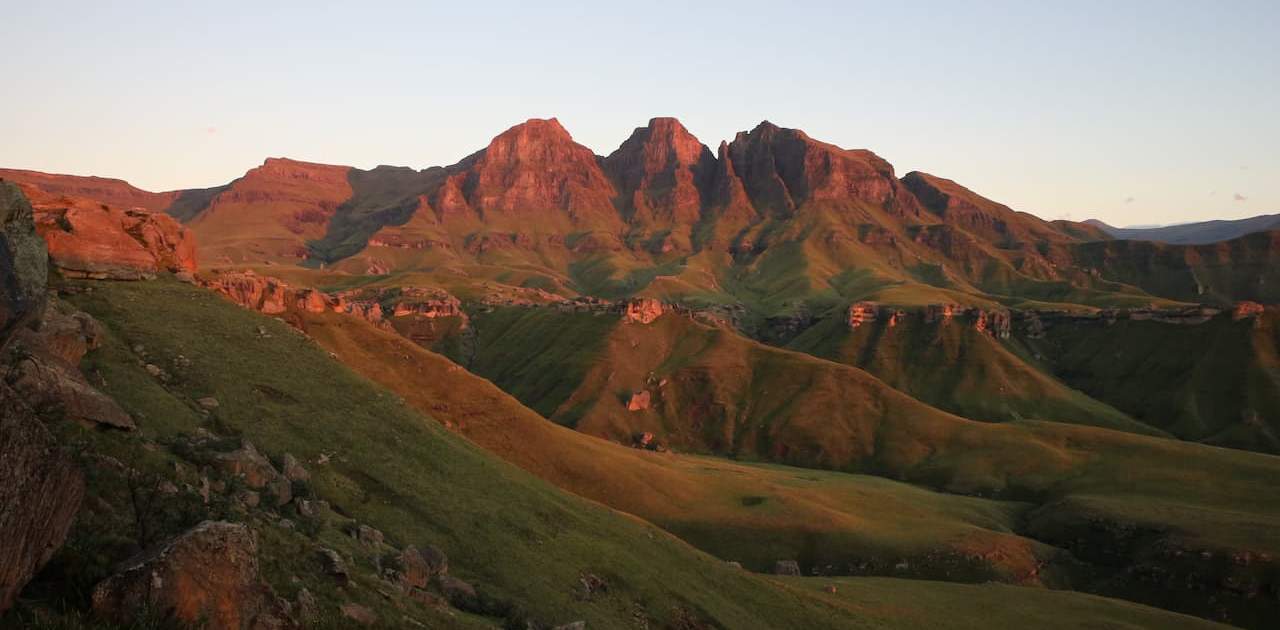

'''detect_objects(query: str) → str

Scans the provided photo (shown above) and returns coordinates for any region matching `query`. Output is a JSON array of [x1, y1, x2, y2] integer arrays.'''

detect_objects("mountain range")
[[1, 117, 1278, 629], [1087, 214, 1280, 245]]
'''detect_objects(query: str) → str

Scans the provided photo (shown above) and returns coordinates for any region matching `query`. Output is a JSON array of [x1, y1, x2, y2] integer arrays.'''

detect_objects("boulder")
[[317, 548, 349, 585], [420, 544, 448, 577], [0, 382, 85, 613], [355, 524, 384, 547], [0, 182, 48, 345], [281, 453, 309, 482], [400, 546, 431, 590], [3, 301, 135, 430], [91, 521, 285, 629], [211, 442, 291, 505]]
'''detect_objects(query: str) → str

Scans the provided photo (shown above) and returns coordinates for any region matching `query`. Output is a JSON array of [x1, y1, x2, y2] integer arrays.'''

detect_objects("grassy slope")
[[432, 305, 1280, 625], [779, 576, 1223, 630], [303, 311, 1055, 584], [787, 311, 1157, 436], [63, 278, 870, 630], [308, 304, 1280, 626], [1024, 311, 1280, 454]]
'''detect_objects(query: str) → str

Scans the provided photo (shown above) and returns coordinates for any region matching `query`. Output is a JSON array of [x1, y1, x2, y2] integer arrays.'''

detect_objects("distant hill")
[[1087, 213, 1280, 244]]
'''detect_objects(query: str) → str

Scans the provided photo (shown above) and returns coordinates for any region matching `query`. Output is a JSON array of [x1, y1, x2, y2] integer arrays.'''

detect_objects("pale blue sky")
[[2, 0, 1275, 226]]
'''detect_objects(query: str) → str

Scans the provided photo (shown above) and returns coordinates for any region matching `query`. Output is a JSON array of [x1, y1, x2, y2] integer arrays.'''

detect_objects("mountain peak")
[[602, 118, 713, 226]]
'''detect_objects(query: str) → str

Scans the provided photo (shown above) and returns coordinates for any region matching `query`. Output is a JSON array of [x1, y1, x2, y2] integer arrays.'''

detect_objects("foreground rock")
[[91, 521, 291, 629], [0, 181, 47, 343], [0, 383, 85, 613], [4, 301, 135, 430], [0, 183, 84, 613]]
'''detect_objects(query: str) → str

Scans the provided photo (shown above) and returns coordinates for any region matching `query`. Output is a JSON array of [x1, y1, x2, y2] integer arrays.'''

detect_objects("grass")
[[305, 297, 1280, 626], [56, 277, 897, 629]]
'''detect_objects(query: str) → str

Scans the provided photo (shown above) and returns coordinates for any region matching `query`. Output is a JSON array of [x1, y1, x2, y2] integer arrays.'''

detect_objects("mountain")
[[1088, 214, 1280, 244], [6, 119, 1277, 313], [4, 118, 1280, 627]]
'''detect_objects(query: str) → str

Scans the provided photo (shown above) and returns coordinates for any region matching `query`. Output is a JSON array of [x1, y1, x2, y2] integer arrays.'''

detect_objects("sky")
[[1, 1, 1276, 227]]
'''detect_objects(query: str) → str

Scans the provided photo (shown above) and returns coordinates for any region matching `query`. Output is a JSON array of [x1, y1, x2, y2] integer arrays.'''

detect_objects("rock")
[[144, 363, 165, 378], [211, 442, 291, 505], [317, 548, 349, 585], [197, 397, 220, 410], [626, 390, 651, 411], [602, 117, 715, 225], [773, 560, 801, 576], [4, 302, 135, 430], [1233, 301, 1265, 321], [0, 182, 49, 343], [621, 298, 669, 324], [5, 346, 137, 430], [16, 182, 196, 280], [90, 521, 281, 630], [294, 588, 318, 624], [237, 490, 261, 509], [400, 546, 431, 590], [0, 382, 85, 613], [434, 575, 476, 607], [281, 453, 309, 482], [456, 118, 618, 223], [355, 524, 384, 547], [632, 431, 657, 450], [420, 545, 449, 577], [340, 602, 378, 626], [846, 302, 879, 329]]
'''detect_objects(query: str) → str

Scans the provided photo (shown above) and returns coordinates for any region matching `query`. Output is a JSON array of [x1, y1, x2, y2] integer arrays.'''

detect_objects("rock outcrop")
[[846, 302, 1012, 338], [91, 521, 290, 630], [621, 298, 670, 324], [17, 182, 196, 280], [0, 182, 48, 343]]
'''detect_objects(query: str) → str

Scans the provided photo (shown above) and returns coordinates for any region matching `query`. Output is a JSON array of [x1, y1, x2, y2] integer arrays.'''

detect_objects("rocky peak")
[[455, 118, 618, 224], [724, 121, 903, 215], [602, 117, 715, 225]]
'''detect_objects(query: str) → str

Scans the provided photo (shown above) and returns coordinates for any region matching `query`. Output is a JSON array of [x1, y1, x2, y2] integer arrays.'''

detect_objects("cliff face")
[[15, 182, 196, 280], [602, 117, 716, 226], [452, 118, 620, 230]]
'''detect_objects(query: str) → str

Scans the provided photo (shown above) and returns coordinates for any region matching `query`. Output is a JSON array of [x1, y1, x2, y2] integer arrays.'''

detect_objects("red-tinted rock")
[[627, 390, 651, 411], [18, 183, 197, 280], [725, 121, 909, 215], [602, 117, 715, 225], [91, 521, 290, 630], [621, 298, 670, 324], [454, 119, 619, 227]]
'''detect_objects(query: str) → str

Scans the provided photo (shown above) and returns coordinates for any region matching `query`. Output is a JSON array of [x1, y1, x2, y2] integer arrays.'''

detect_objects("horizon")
[[3, 1, 1277, 226]]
